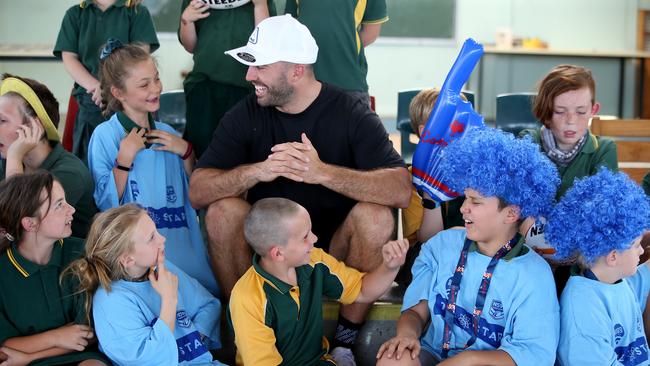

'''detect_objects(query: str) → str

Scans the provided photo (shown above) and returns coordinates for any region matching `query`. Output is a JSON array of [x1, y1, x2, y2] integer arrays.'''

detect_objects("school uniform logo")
[[614, 336, 649, 366], [177, 331, 209, 362], [433, 294, 505, 348], [166, 185, 177, 203], [489, 300, 504, 320], [147, 206, 189, 229], [177, 310, 191, 328], [615, 324, 626, 344], [130, 180, 140, 199]]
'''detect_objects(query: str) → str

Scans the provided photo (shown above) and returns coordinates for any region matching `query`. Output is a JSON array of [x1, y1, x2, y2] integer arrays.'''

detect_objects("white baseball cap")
[[225, 14, 318, 66]]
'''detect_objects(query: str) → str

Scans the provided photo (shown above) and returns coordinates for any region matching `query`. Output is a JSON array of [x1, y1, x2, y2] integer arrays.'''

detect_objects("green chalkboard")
[[381, 0, 455, 39], [146, 0, 455, 39]]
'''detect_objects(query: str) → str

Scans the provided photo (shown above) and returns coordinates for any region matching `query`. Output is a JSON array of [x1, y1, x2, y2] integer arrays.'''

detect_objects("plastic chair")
[[495, 92, 540, 136], [396, 89, 475, 162], [156, 90, 186, 134]]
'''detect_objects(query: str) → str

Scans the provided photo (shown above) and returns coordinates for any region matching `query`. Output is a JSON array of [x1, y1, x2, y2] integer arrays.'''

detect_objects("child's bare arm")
[[251, 0, 270, 26], [376, 300, 429, 361], [417, 192, 444, 243], [360, 23, 382, 47], [149, 249, 179, 333], [437, 349, 515, 366], [2, 323, 94, 354], [0, 345, 77, 366], [61, 52, 101, 104], [355, 239, 408, 303], [179, 0, 210, 53]]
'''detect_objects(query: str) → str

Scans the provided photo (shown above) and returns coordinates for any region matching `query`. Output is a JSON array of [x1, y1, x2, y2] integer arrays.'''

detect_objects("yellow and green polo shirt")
[[229, 248, 365, 366], [0, 237, 109, 365]]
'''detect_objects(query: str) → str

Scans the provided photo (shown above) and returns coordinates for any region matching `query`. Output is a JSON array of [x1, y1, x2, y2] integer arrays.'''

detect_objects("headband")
[[0, 78, 60, 141]]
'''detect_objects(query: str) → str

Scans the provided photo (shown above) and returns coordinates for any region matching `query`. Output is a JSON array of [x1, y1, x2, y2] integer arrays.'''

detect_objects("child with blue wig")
[[546, 169, 650, 366], [377, 127, 561, 366]]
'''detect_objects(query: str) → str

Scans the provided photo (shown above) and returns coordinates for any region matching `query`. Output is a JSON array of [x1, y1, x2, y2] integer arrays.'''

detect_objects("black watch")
[[422, 197, 436, 210]]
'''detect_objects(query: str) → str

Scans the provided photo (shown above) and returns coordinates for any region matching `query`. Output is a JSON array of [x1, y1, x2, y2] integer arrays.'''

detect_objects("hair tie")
[[100, 38, 124, 61], [0, 228, 14, 242]]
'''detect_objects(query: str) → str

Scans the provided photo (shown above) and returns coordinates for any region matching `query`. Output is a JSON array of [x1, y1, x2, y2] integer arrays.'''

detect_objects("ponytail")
[[61, 204, 148, 325]]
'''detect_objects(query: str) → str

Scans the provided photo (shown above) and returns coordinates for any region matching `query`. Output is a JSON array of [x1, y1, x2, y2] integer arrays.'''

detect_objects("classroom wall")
[[367, 0, 638, 118], [0, 0, 639, 121]]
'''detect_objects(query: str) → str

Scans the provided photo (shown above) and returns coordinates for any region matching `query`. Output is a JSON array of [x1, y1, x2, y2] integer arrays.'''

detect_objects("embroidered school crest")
[[489, 300, 504, 320], [177, 310, 191, 328], [614, 324, 625, 344], [166, 185, 177, 203]]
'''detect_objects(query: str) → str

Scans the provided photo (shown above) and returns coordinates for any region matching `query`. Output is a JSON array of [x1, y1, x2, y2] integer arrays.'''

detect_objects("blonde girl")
[[65, 204, 226, 365]]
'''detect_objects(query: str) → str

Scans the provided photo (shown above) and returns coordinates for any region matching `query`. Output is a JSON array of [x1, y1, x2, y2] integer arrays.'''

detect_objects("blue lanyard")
[[440, 233, 521, 358]]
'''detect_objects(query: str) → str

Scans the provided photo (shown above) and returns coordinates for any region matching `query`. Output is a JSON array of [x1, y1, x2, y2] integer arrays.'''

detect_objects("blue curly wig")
[[439, 127, 559, 218], [545, 168, 650, 265]]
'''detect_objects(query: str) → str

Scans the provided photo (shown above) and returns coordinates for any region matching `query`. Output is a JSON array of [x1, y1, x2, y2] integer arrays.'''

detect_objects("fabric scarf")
[[540, 126, 586, 167]]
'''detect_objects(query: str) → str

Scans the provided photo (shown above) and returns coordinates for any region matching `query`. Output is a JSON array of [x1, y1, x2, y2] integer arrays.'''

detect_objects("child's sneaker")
[[331, 347, 356, 366]]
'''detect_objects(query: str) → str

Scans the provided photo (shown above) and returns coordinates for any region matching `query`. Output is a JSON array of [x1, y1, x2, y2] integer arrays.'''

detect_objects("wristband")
[[181, 142, 193, 160], [422, 197, 437, 210], [115, 159, 132, 172]]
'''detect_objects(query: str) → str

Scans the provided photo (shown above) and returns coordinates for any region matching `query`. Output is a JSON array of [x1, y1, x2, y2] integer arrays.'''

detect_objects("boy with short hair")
[[377, 127, 561, 366], [229, 197, 408, 366], [545, 169, 650, 365]]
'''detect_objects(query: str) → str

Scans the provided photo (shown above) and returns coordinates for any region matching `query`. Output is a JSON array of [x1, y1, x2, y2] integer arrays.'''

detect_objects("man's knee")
[[348, 202, 394, 235], [205, 197, 250, 236]]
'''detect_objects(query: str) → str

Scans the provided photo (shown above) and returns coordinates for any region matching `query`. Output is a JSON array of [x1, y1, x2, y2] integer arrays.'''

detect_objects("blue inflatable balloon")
[[412, 38, 485, 202]]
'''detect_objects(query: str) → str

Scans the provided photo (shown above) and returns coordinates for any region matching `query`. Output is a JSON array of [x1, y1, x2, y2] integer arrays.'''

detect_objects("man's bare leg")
[[329, 202, 395, 350], [205, 197, 252, 300]]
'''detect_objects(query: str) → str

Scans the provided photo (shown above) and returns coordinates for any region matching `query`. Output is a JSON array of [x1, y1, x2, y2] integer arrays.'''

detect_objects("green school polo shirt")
[[0, 237, 108, 365], [520, 128, 618, 199], [229, 248, 364, 366], [0, 143, 97, 238], [180, 0, 276, 91], [285, 0, 388, 92], [54, 0, 159, 96]]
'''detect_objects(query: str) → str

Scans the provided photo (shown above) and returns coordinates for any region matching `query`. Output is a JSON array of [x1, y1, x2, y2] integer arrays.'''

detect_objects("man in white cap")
[[189, 14, 410, 364]]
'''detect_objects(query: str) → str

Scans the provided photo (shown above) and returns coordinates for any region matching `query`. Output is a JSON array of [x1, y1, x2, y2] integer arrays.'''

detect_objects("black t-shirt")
[[197, 83, 405, 248]]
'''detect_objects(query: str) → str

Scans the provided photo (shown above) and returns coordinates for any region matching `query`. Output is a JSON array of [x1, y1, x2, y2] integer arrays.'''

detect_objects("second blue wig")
[[439, 127, 559, 218], [545, 168, 650, 265]]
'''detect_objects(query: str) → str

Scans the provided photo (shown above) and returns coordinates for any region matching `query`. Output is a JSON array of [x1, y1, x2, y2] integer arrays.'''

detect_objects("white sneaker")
[[331, 347, 357, 366]]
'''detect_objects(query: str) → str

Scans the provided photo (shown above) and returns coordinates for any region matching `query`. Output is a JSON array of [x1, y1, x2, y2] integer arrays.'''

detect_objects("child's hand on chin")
[[149, 248, 179, 302]]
